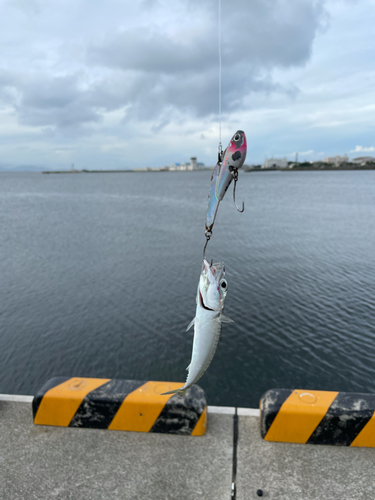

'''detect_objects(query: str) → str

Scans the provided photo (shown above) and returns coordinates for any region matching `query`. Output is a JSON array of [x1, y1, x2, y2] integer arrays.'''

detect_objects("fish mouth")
[[202, 259, 225, 287]]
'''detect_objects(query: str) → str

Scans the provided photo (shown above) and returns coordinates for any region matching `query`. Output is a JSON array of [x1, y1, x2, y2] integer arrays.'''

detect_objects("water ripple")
[[1, 171, 375, 406]]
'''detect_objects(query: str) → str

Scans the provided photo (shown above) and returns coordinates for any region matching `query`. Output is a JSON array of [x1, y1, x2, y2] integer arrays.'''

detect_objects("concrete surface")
[[237, 415, 375, 500], [0, 400, 233, 500], [1, 398, 375, 499]]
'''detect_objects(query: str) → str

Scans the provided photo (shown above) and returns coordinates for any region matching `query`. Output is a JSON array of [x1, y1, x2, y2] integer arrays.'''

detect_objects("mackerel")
[[162, 259, 233, 395]]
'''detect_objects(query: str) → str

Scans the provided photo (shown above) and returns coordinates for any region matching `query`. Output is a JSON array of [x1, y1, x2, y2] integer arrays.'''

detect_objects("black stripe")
[[32, 376, 71, 419], [260, 388, 293, 438], [199, 290, 215, 312], [69, 379, 146, 429], [231, 409, 238, 500], [307, 392, 375, 446], [150, 384, 206, 435]]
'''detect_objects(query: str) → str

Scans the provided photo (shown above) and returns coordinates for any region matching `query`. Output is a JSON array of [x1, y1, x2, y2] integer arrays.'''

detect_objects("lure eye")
[[220, 279, 227, 291], [234, 133, 240, 141]]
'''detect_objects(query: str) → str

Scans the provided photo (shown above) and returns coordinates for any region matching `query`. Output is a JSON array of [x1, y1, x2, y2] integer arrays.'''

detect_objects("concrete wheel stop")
[[32, 377, 207, 436]]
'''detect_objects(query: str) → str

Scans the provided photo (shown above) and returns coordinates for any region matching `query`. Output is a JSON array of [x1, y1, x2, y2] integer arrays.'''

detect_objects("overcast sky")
[[0, 0, 374, 170]]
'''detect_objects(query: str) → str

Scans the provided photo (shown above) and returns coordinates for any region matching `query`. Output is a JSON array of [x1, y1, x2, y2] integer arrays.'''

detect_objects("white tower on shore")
[[190, 157, 197, 170]]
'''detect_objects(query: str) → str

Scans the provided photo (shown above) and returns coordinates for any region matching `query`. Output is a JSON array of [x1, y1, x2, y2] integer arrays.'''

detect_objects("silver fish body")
[[162, 259, 233, 395]]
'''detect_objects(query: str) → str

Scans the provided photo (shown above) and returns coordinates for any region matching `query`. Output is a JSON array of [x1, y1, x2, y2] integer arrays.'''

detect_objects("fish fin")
[[221, 314, 234, 324], [161, 387, 187, 396], [186, 318, 195, 332], [186, 363, 191, 371]]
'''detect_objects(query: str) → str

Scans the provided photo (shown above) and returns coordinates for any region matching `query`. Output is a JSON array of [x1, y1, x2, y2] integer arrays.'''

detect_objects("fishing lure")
[[204, 130, 247, 257], [161, 132, 246, 396], [162, 259, 233, 395]]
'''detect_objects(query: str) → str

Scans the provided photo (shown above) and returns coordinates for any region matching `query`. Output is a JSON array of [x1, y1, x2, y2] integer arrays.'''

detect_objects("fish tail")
[[161, 387, 187, 396]]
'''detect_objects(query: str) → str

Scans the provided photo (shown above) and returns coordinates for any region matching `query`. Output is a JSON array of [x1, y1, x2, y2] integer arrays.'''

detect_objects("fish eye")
[[234, 133, 240, 141], [220, 279, 227, 291]]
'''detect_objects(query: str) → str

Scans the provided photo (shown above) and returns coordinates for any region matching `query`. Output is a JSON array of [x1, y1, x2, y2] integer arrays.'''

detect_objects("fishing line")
[[218, 0, 222, 159]]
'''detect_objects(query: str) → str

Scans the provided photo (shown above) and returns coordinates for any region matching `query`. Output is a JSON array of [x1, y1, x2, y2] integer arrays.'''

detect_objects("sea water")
[[1, 170, 374, 407]]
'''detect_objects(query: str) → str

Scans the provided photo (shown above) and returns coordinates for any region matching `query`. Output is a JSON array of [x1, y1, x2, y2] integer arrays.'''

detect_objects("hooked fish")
[[162, 259, 233, 395], [205, 130, 247, 241]]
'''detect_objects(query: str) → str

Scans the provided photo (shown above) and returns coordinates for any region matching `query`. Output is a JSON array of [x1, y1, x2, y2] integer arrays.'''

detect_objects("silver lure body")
[[205, 130, 247, 238], [162, 259, 233, 395]]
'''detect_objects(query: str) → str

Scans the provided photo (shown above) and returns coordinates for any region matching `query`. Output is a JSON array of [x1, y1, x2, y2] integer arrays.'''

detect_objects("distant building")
[[263, 157, 288, 169], [188, 157, 197, 171], [169, 162, 187, 171], [169, 157, 203, 171], [352, 156, 375, 165], [324, 155, 349, 166]]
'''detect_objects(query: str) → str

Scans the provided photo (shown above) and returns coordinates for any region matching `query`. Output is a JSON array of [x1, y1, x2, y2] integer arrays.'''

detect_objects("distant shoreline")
[[42, 169, 134, 174], [41, 164, 375, 174], [42, 168, 215, 174], [269, 165, 375, 172]]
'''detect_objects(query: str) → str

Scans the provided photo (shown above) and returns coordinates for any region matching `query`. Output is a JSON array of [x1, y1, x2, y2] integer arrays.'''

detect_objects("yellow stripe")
[[265, 389, 338, 443], [351, 412, 375, 447], [108, 381, 183, 432], [191, 406, 207, 436], [34, 377, 110, 426]]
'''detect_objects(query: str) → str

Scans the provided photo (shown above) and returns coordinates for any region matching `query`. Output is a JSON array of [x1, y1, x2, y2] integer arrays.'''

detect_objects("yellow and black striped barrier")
[[33, 377, 207, 436], [260, 388, 375, 447]]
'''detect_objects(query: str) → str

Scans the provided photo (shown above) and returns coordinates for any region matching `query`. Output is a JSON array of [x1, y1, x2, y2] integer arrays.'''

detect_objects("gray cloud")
[[0, 72, 18, 105], [227, 0, 326, 67], [85, 0, 325, 126], [87, 29, 214, 74], [0, 0, 326, 133], [0, 71, 118, 134], [0, 72, 102, 129], [88, 0, 326, 72]]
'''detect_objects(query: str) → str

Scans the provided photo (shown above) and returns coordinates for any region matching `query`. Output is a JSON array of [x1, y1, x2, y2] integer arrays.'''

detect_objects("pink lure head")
[[215, 130, 247, 201], [225, 130, 247, 170]]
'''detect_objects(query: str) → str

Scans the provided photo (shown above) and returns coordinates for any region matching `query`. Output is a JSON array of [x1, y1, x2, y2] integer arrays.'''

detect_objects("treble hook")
[[218, 143, 224, 163], [203, 230, 212, 259], [232, 169, 244, 213]]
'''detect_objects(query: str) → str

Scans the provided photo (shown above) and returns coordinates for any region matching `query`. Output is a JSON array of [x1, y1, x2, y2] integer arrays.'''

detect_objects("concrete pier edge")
[[0, 394, 34, 403], [0, 394, 260, 417], [2, 392, 375, 499], [0, 394, 260, 416]]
